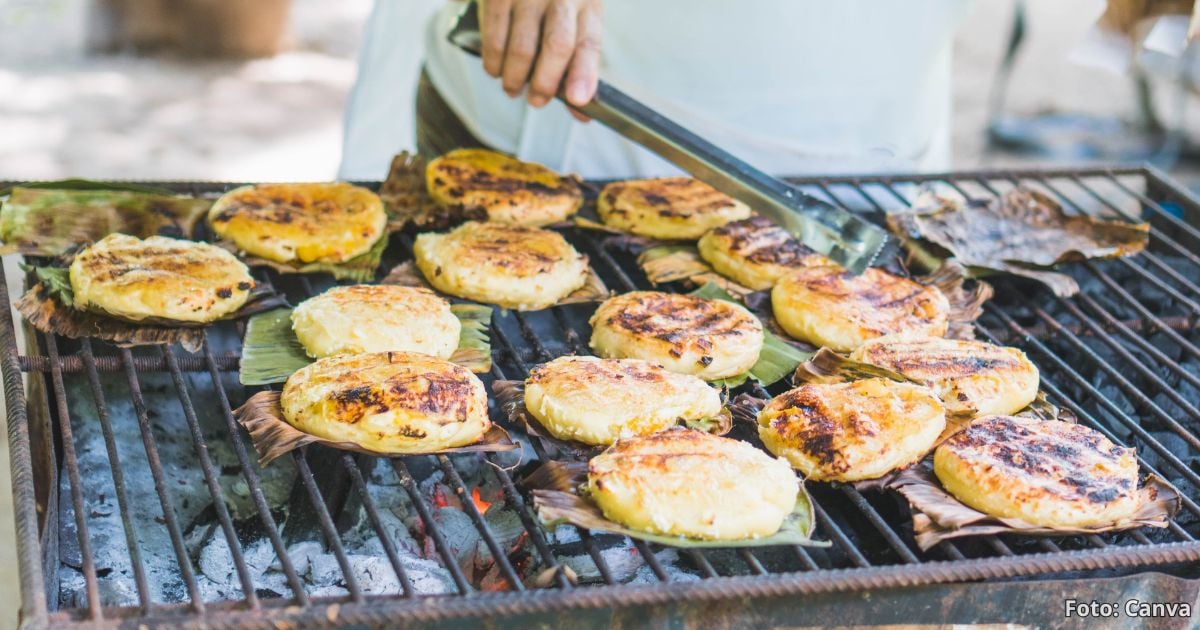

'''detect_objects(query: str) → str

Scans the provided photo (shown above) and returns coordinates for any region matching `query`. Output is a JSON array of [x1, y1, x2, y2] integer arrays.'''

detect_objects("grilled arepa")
[[290, 285, 460, 359], [69, 233, 254, 323], [586, 428, 798, 540], [426, 148, 582, 226], [524, 356, 722, 445], [758, 378, 946, 482], [772, 266, 950, 352], [208, 182, 386, 264], [697, 216, 834, 290], [589, 291, 764, 380], [851, 335, 1040, 417], [413, 221, 588, 310], [280, 352, 489, 454], [934, 415, 1139, 527], [597, 177, 752, 240]]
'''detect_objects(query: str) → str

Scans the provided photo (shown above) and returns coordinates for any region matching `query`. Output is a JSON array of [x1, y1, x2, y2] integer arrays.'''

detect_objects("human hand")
[[479, 0, 603, 112]]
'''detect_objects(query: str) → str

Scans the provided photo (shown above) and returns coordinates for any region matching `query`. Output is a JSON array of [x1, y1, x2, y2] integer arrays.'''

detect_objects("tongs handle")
[[447, 1, 891, 273]]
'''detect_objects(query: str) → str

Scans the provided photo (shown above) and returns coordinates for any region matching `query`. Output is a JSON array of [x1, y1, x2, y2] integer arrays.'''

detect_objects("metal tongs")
[[448, 1, 891, 273]]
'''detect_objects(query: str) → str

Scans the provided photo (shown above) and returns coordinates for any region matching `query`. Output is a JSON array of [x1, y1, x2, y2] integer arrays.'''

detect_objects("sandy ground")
[[0, 0, 1193, 626]]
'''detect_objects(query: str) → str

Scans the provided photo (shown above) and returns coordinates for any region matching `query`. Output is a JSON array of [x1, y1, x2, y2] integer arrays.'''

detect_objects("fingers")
[[480, 0, 513, 78], [564, 2, 602, 107], [500, 0, 545, 97], [526, 0, 577, 107]]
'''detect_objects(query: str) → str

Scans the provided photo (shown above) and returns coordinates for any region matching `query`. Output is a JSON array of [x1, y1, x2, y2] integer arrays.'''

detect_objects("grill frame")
[[3, 164, 1200, 628]]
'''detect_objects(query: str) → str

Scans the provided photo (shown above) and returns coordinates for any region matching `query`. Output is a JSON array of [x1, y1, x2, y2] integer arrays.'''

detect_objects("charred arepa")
[[587, 428, 798, 540], [851, 335, 1039, 418], [69, 233, 254, 323], [208, 182, 386, 264], [758, 378, 946, 482], [934, 415, 1139, 527], [426, 148, 582, 226], [280, 351, 489, 454], [589, 291, 764, 380], [597, 177, 752, 240], [524, 356, 722, 445], [772, 266, 950, 352], [697, 216, 834, 290], [290, 285, 460, 359], [413, 221, 588, 310]]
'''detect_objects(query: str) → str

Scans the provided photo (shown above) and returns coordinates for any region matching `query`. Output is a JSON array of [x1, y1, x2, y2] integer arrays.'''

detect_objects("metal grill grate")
[[2, 166, 1199, 627]]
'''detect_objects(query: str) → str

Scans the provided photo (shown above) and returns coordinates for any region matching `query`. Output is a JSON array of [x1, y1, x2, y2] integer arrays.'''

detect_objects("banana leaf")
[[378, 152, 486, 231], [866, 462, 1178, 551], [525, 460, 827, 549], [0, 185, 212, 256], [689, 282, 810, 387], [638, 244, 755, 298], [239, 303, 493, 386], [888, 187, 1149, 297], [234, 390, 515, 466]]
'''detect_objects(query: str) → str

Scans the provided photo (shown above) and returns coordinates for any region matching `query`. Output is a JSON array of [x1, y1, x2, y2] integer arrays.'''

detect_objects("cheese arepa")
[[524, 356, 722, 445], [597, 177, 752, 240], [280, 352, 489, 454], [208, 182, 386, 264], [772, 266, 950, 351], [589, 291, 764, 380], [934, 416, 1139, 527], [697, 216, 834, 290], [758, 378, 946, 482], [413, 221, 588, 310], [426, 148, 582, 226], [290, 285, 460, 359], [69, 233, 254, 323], [586, 428, 798, 540], [851, 335, 1039, 417]]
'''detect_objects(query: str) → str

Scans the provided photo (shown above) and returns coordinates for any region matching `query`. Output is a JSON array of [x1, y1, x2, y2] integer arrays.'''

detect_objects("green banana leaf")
[[690, 282, 810, 387], [239, 303, 493, 385]]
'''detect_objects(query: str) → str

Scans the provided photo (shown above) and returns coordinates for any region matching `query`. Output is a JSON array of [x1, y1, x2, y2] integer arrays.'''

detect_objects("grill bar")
[[6, 166, 1200, 627]]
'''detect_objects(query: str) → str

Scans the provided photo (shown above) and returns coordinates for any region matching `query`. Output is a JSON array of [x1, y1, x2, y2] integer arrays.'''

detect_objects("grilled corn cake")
[[597, 177, 752, 240], [586, 428, 798, 540], [69, 233, 254, 323], [697, 216, 834, 290], [208, 182, 386, 264], [413, 221, 588, 310], [426, 148, 582, 226], [758, 378, 946, 482], [291, 285, 460, 359], [280, 351, 489, 454], [524, 356, 722, 445], [851, 335, 1039, 417], [772, 266, 950, 351], [589, 291, 764, 380], [934, 415, 1139, 527]]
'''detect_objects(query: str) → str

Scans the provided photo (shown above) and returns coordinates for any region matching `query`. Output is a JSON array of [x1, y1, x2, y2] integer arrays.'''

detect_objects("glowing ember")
[[471, 487, 493, 514]]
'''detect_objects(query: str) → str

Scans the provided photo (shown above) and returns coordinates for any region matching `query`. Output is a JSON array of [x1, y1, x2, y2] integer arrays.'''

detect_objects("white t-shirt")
[[339, 0, 971, 181]]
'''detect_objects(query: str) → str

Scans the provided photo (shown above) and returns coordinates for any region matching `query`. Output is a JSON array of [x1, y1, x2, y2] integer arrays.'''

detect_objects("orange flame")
[[471, 487, 493, 514]]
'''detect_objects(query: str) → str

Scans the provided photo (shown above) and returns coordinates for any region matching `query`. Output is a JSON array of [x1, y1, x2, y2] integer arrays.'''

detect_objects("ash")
[[56, 358, 706, 609]]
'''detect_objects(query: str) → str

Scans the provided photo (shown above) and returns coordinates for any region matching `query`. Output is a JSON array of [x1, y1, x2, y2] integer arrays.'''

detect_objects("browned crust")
[[596, 292, 759, 359], [707, 216, 825, 266]]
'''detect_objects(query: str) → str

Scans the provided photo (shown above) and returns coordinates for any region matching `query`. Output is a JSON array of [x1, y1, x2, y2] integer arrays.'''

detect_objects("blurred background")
[[3, 0, 1200, 183], [0, 0, 1199, 626]]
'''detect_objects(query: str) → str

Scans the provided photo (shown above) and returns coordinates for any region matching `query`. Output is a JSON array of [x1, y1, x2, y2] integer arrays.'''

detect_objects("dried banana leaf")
[[234, 390, 516, 466], [690, 282, 811, 387], [888, 188, 1149, 297], [378, 152, 486, 232], [524, 460, 826, 548], [492, 379, 733, 459], [238, 304, 493, 386], [220, 230, 389, 282], [638, 244, 755, 298], [0, 185, 213, 256], [872, 463, 1178, 551], [913, 260, 993, 341], [381, 260, 610, 308], [16, 267, 287, 353]]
